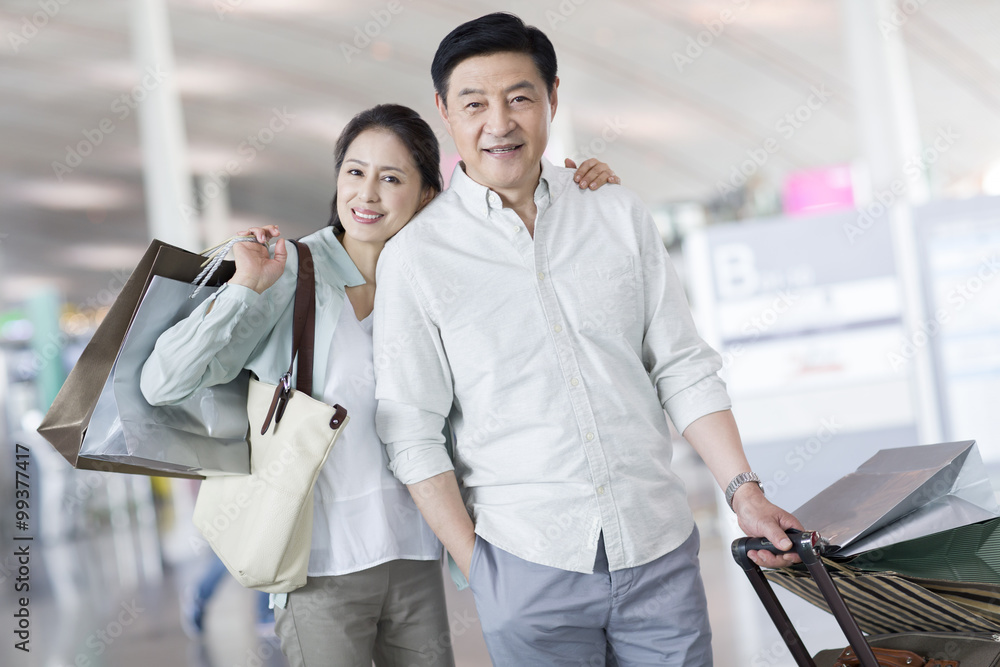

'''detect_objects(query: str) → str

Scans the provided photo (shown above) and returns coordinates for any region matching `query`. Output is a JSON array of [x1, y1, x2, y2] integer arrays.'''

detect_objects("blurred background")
[[2, 0, 1000, 665]]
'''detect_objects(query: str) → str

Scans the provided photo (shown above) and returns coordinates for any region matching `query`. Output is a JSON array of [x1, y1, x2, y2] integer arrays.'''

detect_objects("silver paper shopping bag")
[[792, 440, 999, 556], [39, 240, 242, 478], [79, 274, 250, 476]]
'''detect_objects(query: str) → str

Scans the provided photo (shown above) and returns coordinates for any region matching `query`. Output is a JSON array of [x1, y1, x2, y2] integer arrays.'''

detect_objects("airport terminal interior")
[[2, 0, 1000, 665]]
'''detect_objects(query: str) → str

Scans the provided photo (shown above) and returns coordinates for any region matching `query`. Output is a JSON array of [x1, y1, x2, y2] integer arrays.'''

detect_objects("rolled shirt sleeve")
[[373, 242, 456, 485], [635, 203, 731, 433]]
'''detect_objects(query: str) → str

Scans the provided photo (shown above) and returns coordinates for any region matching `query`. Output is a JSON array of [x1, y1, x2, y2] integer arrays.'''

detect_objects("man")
[[374, 12, 800, 665]]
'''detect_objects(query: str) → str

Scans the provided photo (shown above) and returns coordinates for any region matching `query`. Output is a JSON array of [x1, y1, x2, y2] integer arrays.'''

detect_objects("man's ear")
[[435, 92, 453, 138], [549, 76, 560, 123]]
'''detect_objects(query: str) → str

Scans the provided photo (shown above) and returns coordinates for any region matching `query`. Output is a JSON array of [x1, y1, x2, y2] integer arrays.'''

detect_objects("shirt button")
[[597, 486, 606, 495], [586, 432, 595, 441], [489, 194, 500, 206], [553, 324, 562, 333], [513, 225, 521, 232], [570, 378, 579, 387], [537, 272, 545, 280]]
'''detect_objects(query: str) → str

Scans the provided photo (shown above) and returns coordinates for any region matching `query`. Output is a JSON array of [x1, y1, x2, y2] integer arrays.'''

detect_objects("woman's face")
[[336, 129, 431, 246]]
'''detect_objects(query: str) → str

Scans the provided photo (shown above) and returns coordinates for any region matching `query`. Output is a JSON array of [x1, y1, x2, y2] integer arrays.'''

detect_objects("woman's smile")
[[351, 207, 385, 224]]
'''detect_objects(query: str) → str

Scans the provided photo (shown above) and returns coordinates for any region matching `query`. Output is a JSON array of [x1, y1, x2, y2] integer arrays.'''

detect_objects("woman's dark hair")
[[431, 12, 558, 105], [328, 104, 442, 234]]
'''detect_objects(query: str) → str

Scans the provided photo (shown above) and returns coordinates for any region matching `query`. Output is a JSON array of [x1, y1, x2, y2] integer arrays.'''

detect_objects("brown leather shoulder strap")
[[287, 239, 316, 396]]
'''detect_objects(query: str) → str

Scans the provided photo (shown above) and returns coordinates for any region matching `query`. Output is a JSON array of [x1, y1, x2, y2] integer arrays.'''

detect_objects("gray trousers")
[[274, 558, 454, 667], [468, 527, 712, 666]]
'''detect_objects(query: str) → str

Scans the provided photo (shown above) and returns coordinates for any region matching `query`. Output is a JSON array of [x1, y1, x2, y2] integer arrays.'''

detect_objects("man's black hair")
[[431, 12, 557, 105]]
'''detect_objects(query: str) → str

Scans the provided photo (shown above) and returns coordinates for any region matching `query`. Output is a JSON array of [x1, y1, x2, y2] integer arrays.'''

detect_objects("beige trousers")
[[274, 559, 454, 667]]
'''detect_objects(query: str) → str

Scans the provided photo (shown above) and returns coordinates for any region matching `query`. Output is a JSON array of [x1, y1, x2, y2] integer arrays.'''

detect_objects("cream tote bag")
[[193, 240, 349, 593]]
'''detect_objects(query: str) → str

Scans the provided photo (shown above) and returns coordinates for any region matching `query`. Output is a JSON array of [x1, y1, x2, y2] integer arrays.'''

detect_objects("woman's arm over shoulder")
[[564, 157, 620, 190]]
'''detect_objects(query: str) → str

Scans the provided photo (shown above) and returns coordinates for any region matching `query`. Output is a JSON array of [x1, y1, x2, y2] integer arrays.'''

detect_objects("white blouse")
[[309, 296, 441, 576]]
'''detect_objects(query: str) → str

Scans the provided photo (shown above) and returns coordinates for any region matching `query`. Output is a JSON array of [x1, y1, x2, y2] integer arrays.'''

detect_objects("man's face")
[[436, 51, 558, 195]]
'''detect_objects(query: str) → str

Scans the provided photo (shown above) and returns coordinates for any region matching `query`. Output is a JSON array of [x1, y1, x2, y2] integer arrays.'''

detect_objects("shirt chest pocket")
[[570, 256, 640, 335]]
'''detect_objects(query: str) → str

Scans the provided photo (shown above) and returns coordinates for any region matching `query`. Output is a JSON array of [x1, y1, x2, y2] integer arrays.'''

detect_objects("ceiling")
[[2, 0, 1000, 313]]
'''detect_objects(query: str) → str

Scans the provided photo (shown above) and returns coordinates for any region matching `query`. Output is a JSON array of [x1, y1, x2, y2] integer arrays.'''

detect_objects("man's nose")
[[484, 104, 514, 137]]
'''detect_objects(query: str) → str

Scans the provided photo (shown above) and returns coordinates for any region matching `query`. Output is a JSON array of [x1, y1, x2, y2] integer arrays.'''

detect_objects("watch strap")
[[726, 471, 762, 512]]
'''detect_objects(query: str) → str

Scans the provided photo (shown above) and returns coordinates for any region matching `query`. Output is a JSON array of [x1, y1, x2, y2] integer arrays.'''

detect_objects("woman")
[[141, 104, 618, 666]]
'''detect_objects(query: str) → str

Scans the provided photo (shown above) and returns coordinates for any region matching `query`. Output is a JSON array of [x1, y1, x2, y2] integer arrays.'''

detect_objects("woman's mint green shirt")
[[140, 226, 469, 592], [140, 227, 365, 405]]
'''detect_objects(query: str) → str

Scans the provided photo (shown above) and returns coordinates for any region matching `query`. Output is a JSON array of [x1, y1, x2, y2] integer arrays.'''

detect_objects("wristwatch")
[[725, 471, 762, 512]]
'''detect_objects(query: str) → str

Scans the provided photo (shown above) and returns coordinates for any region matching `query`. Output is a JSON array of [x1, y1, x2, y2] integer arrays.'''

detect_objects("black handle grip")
[[732, 529, 825, 571], [743, 528, 802, 555]]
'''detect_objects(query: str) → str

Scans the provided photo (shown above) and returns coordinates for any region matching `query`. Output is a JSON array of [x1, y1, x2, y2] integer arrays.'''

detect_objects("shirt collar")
[[299, 225, 366, 288], [448, 157, 564, 217]]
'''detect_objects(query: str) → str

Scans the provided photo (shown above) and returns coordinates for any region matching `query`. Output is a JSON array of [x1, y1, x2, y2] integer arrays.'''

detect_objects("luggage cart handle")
[[732, 530, 880, 667], [735, 529, 819, 566]]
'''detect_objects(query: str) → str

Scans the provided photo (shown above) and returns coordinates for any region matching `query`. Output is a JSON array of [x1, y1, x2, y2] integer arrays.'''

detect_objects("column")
[[841, 0, 944, 442], [129, 0, 200, 250]]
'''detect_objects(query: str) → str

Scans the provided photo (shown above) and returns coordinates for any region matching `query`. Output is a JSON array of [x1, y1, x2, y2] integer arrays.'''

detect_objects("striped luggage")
[[733, 530, 1000, 666]]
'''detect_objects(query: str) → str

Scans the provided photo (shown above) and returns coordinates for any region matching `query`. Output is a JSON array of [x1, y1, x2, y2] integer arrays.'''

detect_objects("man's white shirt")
[[374, 159, 731, 574]]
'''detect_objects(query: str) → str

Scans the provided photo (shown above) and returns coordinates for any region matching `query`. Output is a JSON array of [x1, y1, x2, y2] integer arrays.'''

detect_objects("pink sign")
[[783, 165, 855, 216]]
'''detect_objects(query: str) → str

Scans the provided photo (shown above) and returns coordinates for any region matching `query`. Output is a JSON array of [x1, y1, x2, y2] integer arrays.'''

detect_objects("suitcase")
[[731, 530, 1000, 667]]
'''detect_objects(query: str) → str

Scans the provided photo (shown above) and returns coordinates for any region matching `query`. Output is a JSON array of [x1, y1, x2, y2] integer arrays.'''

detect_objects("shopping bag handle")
[[189, 235, 261, 298]]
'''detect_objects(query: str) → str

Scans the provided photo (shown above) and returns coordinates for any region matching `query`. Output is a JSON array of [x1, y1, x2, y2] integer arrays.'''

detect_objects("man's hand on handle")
[[733, 483, 804, 568], [681, 410, 804, 568]]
